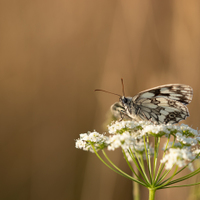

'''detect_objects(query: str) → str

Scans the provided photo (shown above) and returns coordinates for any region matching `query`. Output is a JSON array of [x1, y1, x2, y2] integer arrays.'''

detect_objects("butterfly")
[[95, 79, 193, 124]]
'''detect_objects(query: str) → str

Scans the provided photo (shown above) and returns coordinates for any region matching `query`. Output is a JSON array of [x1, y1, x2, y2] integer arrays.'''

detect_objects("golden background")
[[0, 1, 200, 200]]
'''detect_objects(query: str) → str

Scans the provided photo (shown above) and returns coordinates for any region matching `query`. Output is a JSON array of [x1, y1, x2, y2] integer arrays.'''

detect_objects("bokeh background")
[[1, 1, 200, 200]]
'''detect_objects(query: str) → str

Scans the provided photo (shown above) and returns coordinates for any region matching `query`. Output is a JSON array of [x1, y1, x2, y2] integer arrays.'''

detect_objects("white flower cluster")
[[75, 131, 108, 152], [75, 120, 200, 169], [108, 120, 150, 135], [142, 124, 171, 137], [193, 149, 200, 157], [174, 124, 200, 146], [160, 148, 195, 171], [75, 121, 152, 155], [107, 131, 133, 151], [176, 132, 197, 146]]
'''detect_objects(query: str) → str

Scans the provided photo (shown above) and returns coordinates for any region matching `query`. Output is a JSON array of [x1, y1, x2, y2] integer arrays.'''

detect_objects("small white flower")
[[192, 149, 200, 157], [161, 148, 195, 171], [75, 131, 109, 152], [141, 124, 173, 137], [134, 142, 146, 153], [176, 132, 198, 146], [75, 139, 86, 149], [178, 124, 198, 136], [80, 133, 89, 140], [108, 121, 127, 134], [107, 135, 122, 150]]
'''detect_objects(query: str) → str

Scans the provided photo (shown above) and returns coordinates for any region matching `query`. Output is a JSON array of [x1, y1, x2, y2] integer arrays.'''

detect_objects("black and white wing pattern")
[[134, 84, 193, 105], [135, 97, 189, 124], [132, 84, 193, 124]]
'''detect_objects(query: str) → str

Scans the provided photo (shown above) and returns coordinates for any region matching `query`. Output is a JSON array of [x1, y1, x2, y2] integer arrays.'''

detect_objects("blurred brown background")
[[1, 0, 200, 200]]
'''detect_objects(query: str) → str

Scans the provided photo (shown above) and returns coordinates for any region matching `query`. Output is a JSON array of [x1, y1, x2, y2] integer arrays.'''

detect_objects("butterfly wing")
[[135, 97, 189, 124], [134, 84, 193, 105]]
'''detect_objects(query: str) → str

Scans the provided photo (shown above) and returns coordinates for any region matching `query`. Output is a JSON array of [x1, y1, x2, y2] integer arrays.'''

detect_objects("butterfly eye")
[[123, 97, 128, 103]]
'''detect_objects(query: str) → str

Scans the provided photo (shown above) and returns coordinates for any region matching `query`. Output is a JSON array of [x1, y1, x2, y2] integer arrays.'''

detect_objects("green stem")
[[156, 166, 178, 189], [128, 148, 151, 186], [162, 166, 200, 186], [154, 137, 170, 183], [133, 178, 140, 200], [134, 150, 151, 185], [153, 137, 159, 183], [102, 150, 147, 186], [160, 181, 200, 189], [91, 146, 134, 181], [122, 149, 141, 181], [156, 167, 173, 185], [132, 160, 140, 200], [148, 188, 156, 200], [143, 135, 152, 183]]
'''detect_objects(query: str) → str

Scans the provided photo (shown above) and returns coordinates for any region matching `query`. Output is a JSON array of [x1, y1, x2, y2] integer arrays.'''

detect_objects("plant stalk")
[[132, 164, 140, 200], [148, 188, 156, 200]]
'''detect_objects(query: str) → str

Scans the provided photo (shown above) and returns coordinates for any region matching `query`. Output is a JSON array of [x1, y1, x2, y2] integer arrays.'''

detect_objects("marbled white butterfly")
[[95, 79, 193, 124]]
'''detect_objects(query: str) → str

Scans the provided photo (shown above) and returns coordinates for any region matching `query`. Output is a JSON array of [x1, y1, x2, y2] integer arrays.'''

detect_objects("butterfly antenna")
[[121, 78, 125, 96], [95, 89, 121, 97]]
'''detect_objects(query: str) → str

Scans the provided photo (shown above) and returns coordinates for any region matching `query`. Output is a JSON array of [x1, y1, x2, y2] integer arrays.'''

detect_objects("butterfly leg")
[[119, 110, 126, 121], [118, 110, 133, 121]]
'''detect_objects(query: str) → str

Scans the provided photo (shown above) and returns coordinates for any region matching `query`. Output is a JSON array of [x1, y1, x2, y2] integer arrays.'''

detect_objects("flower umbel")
[[75, 131, 108, 152], [75, 121, 200, 200]]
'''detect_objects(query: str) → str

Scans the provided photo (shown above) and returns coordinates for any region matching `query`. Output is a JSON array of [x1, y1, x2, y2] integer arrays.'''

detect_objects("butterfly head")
[[120, 96, 132, 106]]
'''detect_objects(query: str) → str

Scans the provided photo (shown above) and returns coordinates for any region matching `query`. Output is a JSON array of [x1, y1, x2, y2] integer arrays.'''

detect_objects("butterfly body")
[[111, 84, 193, 124], [119, 96, 140, 120]]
